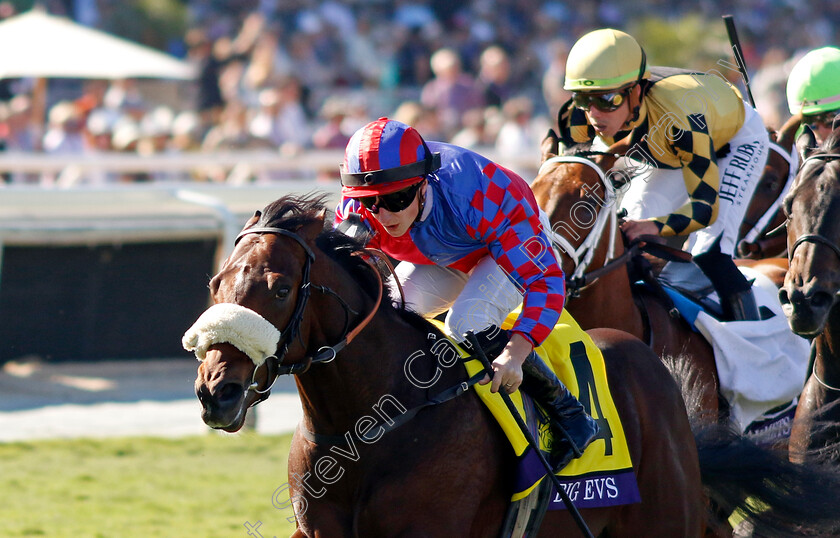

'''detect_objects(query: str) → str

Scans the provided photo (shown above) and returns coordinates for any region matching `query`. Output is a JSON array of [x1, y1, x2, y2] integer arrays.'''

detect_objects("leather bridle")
[[537, 150, 625, 295], [233, 226, 383, 404]]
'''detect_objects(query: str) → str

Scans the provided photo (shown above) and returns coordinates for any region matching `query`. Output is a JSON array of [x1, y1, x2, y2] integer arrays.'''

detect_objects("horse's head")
[[189, 196, 329, 431], [530, 130, 622, 278], [780, 126, 840, 336], [737, 116, 800, 259]]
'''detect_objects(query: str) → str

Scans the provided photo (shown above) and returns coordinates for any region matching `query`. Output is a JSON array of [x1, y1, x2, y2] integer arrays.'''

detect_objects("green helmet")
[[786, 46, 840, 116], [564, 29, 650, 92]]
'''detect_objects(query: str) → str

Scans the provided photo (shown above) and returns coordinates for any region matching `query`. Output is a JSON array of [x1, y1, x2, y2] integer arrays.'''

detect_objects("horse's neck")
[[566, 230, 645, 337], [296, 297, 453, 436]]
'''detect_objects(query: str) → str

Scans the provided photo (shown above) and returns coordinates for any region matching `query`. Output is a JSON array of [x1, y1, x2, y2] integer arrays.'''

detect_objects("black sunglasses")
[[806, 111, 839, 129], [572, 88, 630, 112], [358, 182, 423, 213]]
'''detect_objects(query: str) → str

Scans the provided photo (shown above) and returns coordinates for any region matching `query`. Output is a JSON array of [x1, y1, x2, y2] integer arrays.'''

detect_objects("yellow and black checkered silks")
[[557, 68, 745, 237]]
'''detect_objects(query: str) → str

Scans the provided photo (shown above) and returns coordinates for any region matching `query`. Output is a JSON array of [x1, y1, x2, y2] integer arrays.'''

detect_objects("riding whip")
[[723, 14, 756, 107], [465, 332, 595, 538]]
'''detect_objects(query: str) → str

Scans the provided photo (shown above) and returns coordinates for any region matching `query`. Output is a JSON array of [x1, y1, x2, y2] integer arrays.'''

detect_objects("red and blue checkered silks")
[[335, 118, 566, 346], [342, 118, 430, 197]]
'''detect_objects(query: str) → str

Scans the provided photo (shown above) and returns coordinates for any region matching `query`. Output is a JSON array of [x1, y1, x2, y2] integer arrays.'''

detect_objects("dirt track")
[[0, 356, 302, 441]]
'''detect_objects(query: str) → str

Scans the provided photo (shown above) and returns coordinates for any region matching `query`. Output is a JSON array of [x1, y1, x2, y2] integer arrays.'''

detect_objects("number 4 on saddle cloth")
[[432, 308, 641, 514]]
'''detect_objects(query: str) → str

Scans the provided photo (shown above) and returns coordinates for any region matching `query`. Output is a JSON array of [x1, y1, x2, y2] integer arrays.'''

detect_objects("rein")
[[234, 226, 384, 400], [235, 227, 486, 447], [537, 152, 690, 295]]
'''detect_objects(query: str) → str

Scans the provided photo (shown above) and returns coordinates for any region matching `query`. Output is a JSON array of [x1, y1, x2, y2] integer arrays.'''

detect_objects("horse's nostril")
[[196, 384, 212, 406], [778, 288, 790, 306], [216, 382, 244, 406]]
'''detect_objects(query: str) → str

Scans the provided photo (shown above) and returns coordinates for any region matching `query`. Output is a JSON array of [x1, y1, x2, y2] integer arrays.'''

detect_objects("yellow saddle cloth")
[[434, 308, 641, 510]]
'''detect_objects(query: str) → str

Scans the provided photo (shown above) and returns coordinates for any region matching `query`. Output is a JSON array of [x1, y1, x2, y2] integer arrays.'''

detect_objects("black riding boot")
[[520, 351, 600, 472], [694, 242, 760, 322], [722, 289, 760, 322], [468, 326, 600, 471]]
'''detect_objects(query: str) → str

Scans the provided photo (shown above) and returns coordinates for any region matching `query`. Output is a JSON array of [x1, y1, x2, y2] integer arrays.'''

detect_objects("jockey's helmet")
[[340, 117, 441, 198], [564, 29, 649, 92], [786, 46, 840, 116]]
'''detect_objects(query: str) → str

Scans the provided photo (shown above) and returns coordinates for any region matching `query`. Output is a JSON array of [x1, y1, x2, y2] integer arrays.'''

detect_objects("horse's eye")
[[276, 286, 291, 300]]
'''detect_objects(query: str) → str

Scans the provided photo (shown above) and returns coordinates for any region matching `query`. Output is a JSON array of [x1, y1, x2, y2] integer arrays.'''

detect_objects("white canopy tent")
[[0, 8, 196, 151], [0, 9, 195, 80]]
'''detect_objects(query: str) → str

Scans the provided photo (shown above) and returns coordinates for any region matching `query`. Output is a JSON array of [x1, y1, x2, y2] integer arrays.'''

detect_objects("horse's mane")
[[784, 128, 840, 214], [562, 141, 594, 156], [256, 193, 387, 299], [256, 193, 436, 332]]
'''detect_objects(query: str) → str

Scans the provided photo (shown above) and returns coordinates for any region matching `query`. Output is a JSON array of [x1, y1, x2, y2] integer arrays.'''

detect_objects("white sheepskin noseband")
[[182, 303, 281, 366]]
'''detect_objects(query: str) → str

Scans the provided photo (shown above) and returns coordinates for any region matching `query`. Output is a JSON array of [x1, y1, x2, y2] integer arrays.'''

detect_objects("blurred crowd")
[[0, 0, 837, 185]]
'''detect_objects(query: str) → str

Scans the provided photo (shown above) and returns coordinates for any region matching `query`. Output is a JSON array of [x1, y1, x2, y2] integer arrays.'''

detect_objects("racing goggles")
[[358, 182, 423, 214], [573, 88, 630, 112], [805, 110, 839, 130]]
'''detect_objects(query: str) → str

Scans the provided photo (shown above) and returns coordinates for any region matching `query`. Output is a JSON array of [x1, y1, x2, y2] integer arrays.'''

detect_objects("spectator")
[[494, 96, 548, 163], [541, 38, 572, 116], [42, 101, 85, 155], [450, 107, 490, 150], [312, 97, 352, 150], [477, 45, 515, 108], [420, 48, 484, 139], [248, 77, 310, 152], [392, 100, 445, 142]]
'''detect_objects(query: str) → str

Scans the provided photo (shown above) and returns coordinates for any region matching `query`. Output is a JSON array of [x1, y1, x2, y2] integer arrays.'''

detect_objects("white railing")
[[0, 147, 541, 275], [0, 148, 540, 178]]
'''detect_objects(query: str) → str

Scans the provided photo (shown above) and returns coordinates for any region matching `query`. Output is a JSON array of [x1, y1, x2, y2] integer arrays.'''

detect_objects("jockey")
[[786, 46, 840, 144], [335, 117, 599, 471], [558, 28, 769, 321]]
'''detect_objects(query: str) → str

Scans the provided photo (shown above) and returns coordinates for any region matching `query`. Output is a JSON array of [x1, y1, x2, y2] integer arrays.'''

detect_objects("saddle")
[[431, 308, 641, 537], [625, 247, 809, 440], [628, 251, 774, 330]]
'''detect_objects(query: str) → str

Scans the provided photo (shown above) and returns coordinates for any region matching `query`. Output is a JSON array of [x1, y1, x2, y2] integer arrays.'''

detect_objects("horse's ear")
[[241, 210, 261, 232], [541, 129, 559, 162], [298, 208, 327, 243], [795, 125, 818, 161], [777, 113, 802, 150]]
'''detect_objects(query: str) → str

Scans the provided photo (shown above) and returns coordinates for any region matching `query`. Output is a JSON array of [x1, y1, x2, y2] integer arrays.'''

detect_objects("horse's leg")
[[588, 328, 705, 536]]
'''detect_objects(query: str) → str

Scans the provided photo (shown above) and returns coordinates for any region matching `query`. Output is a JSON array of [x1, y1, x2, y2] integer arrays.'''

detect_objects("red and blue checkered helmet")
[[340, 117, 441, 197]]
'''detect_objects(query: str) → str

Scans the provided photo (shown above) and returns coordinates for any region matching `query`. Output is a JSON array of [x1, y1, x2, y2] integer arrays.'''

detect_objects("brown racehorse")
[[530, 132, 721, 421], [531, 132, 796, 424], [192, 194, 840, 536], [737, 115, 802, 260], [780, 126, 840, 464]]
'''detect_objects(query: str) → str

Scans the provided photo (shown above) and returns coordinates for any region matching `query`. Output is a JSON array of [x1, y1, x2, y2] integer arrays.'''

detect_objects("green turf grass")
[[0, 433, 297, 537]]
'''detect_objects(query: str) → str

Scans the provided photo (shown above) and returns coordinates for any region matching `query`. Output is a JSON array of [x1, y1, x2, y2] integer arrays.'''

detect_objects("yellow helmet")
[[564, 29, 649, 92]]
